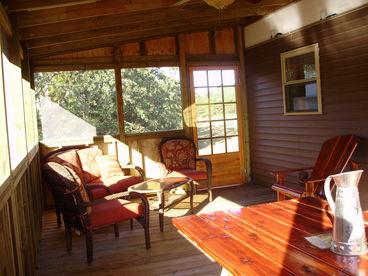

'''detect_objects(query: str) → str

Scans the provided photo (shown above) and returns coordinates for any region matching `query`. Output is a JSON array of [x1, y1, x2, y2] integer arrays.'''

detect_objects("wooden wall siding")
[[215, 28, 236, 54], [32, 27, 238, 71], [44, 46, 114, 59], [244, 7, 368, 206], [0, 151, 43, 275], [0, 203, 16, 276], [146, 37, 177, 56], [184, 32, 210, 55], [120, 42, 140, 56]]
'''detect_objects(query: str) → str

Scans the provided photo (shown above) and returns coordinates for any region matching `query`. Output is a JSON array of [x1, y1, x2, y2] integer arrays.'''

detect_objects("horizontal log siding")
[[244, 7, 368, 206]]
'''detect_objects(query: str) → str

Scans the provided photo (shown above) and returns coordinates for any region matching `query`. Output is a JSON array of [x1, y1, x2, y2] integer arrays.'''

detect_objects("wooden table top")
[[172, 197, 368, 275]]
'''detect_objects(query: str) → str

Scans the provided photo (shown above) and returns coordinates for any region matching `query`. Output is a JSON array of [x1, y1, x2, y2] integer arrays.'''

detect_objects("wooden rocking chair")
[[271, 135, 359, 201]]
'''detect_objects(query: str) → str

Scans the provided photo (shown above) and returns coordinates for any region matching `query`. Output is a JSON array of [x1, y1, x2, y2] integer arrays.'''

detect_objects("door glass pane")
[[227, 137, 239, 152], [193, 70, 207, 87], [211, 121, 224, 137], [195, 88, 208, 104], [213, 138, 226, 154], [197, 122, 210, 138], [209, 87, 222, 103], [198, 139, 212, 155], [225, 103, 237, 119], [226, 120, 238, 135], [222, 70, 235, 85], [208, 70, 221, 86], [224, 87, 236, 102], [196, 105, 209, 121], [193, 68, 240, 156], [210, 104, 224, 120]]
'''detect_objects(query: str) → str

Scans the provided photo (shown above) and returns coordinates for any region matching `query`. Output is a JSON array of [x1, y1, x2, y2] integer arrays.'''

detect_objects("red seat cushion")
[[86, 175, 142, 199], [168, 169, 208, 181], [89, 199, 143, 228]]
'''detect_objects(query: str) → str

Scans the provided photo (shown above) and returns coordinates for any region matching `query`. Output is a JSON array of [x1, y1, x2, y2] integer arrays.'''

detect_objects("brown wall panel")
[[244, 7, 368, 208], [215, 28, 235, 54], [145, 37, 177, 56]]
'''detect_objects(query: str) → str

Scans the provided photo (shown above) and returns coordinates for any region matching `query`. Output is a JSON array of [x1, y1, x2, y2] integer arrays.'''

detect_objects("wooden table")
[[173, 197, 368, 275]]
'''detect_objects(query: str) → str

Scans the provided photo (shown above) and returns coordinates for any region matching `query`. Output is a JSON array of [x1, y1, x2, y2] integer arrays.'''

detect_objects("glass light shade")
[[203, 0, 235, 9]]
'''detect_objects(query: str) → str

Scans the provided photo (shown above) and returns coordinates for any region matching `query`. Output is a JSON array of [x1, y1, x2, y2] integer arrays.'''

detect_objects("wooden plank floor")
[[36, 184, 276, 276]]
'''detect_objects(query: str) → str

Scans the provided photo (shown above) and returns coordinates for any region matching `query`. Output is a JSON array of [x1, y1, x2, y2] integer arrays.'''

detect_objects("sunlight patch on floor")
[[197, 196, 243, 214]]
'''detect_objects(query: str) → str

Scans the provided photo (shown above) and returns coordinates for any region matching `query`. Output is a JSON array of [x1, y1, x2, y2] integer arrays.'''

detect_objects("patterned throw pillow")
[[77, 148, 102, 183], [161, 139, 196, 170], [63, 164, 92, 214], [95, 155, 125, 178]]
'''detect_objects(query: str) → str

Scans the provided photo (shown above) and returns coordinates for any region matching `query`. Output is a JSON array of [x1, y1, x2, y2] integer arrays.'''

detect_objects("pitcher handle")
[[324, 175, 335, 214]]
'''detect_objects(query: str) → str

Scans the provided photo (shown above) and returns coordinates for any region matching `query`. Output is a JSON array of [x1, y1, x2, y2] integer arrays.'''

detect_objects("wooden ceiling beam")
[[28, 17, 253, 58], [24, 8, 273, 49], [0, 2, 12, 36], [15, 0, 179, 27], [20, 4, 280, 41], [7, 0, 100, 12]]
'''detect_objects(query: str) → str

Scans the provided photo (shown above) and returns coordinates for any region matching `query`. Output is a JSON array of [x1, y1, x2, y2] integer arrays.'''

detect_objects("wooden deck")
[[36, 184, 276, 276]]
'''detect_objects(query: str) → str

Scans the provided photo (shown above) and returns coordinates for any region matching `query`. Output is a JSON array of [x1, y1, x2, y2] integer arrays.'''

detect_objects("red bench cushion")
[[87, 175, 142, 199]]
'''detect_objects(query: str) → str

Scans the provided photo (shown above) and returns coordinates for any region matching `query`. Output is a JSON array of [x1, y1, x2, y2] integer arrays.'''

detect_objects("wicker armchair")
[[42, 161, 150, 263]]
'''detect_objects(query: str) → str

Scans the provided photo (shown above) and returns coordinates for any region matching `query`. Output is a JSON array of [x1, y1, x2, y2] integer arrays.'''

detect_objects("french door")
[[190, 66, 245, 187]]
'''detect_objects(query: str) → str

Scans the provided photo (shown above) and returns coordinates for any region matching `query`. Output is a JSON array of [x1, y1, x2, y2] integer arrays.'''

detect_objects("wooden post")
[[113, 46, 125, 142], [178, 34, 193, 139], [236, 26, 251, 183]]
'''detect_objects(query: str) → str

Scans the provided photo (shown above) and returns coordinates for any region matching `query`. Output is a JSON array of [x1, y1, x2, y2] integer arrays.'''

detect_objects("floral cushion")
[[95, 155, 125, 178], [161, 139, 196, 171], [77, 148, 102, 183]]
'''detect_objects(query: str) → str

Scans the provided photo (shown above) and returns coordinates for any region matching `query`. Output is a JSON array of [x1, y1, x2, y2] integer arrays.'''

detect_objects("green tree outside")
[[34, 67, 183, 139]]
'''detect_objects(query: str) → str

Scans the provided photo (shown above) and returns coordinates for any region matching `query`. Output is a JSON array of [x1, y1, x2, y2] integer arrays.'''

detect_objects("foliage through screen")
[[122, 67, 183, 134], [34, 70, 118, 140]]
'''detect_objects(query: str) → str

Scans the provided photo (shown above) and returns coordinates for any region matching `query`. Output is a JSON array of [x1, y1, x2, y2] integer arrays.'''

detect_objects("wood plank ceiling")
[[3, 0, 296, 60]]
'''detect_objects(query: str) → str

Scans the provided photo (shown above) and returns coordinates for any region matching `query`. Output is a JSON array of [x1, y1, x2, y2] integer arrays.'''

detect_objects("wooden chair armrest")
[[271, 167, 314, 185], [305, 177, 326, 184], [272, 184, 306, 199], [196, 158, 212, 175], [120, 164, 146, 180], [271, 167, 314, 176]]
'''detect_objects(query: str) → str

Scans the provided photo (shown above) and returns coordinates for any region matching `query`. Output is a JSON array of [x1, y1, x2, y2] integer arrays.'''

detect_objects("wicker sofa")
[[43, 146, 145, 226]]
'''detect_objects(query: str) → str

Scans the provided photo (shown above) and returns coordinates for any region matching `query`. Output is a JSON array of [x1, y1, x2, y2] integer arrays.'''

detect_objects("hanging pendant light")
[[203, 0, 235, 10]]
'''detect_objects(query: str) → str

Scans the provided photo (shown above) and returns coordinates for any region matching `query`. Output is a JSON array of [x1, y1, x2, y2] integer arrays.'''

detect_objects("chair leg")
[[65, 223, 72, 252], [208, 183, 213, 202], [56, 207, 62, 227], [114, 223, 119, 237], [130, 219, 133, 230], [277, 192, 286, 201], [86, 230, 93, 263]]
